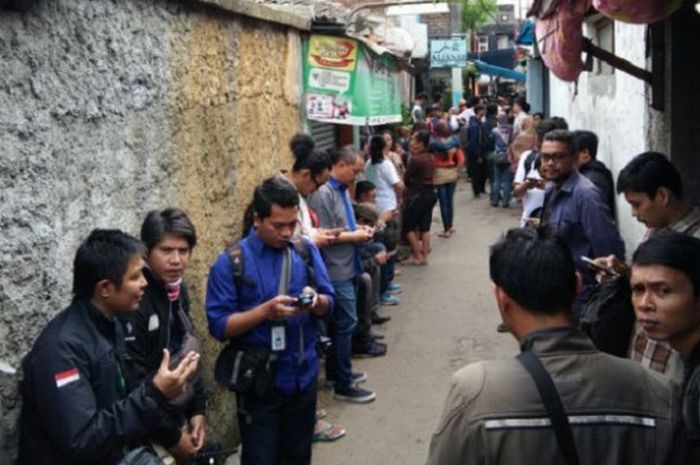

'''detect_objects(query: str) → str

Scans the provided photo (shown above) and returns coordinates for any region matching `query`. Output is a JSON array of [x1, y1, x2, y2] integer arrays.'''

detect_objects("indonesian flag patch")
[[55, 368, 80, 388]]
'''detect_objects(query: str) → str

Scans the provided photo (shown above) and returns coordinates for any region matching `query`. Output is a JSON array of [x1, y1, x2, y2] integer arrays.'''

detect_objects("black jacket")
[[119, 268, 206, 443], [18, 299, 176, 465], [580, 159, 616, 221]]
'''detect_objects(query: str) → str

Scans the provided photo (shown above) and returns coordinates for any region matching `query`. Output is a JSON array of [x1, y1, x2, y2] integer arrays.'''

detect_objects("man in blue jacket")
[[206, 176, 334, 465]]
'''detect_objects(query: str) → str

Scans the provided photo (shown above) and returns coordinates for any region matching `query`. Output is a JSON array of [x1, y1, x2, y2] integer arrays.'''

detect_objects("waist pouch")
[[214, 343, 277, 396]]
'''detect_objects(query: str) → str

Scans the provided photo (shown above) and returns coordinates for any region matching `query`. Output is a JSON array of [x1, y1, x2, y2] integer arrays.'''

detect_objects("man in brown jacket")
[[427, 227, 678, 465]]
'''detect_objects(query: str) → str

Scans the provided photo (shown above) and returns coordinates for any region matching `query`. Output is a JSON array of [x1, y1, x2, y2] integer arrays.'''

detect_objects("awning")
[[516, 20, 535, 46], [471, 60, 526, 82]]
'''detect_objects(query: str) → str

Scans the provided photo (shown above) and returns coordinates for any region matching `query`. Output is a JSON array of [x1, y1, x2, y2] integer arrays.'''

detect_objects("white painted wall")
[[548, 21, 651, 256]]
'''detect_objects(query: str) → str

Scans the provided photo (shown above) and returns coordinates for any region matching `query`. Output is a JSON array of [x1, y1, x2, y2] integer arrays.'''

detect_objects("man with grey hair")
[[308, 146, 377, 403]]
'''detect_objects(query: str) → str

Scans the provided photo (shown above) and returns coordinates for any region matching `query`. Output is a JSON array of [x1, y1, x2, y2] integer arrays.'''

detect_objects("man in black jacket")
[[18, 229, 200, 465], [574, 130, 616, 221], [120, 208, 207, 459]]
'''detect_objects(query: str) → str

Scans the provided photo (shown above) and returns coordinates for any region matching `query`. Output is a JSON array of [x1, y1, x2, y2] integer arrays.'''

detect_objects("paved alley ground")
[[313, 183, 523, 465]]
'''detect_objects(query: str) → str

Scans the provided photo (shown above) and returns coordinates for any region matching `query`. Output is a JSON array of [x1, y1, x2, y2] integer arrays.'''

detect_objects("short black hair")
[[417, 92, 428, 100], [253, 176, 299, 220], [533, 112, 545, 119], [514, 96, 530, 113], [355, 180, 376, 201], [141, 208, 197, 252], [489, 227, 577, 315], [633, 232, 700, 297], [73, 229, 146, 300], [572, 130, 598, 160], [466, 96, 479, 107], [486, 103, 498, 117], [542, 129, 574, 155], [616, 151, 683, 199], [535, 118, 566, 142], [413, 129, 430, 148], [550, 116, 569, 130], [289, 133, 332, 177]]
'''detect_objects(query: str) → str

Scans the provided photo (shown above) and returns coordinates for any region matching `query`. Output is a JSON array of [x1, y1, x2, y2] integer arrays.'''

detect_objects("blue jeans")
[[436, 182, 456, 231], [327, 279, 358, 390], [237, 379, 317, 465], [491, 165, 513, 207]]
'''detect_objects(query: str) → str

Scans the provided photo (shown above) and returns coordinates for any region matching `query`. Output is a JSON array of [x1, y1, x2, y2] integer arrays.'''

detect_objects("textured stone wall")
[[0, 1, 301, 462]]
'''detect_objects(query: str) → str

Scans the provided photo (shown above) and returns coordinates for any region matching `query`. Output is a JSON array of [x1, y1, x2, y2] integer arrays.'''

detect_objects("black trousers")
[[236, 379, 317, 465], [467, 157, 487, 196]]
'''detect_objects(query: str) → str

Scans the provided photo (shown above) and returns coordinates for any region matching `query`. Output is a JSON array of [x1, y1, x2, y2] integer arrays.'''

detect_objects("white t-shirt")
[[514, 149, 545, 224], [458, 108, 474, 122], [364, 159, 400, 214]]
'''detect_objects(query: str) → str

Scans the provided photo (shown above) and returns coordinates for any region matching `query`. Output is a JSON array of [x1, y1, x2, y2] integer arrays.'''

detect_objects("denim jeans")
[[436, 182, 456, 231], [491, 164, 513, 207], [326, 279, 358, 390], [237, 378, 317, 465]]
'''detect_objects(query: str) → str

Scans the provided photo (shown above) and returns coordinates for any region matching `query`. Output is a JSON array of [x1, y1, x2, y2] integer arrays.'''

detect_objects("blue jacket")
[[205, 231, 335, 394]]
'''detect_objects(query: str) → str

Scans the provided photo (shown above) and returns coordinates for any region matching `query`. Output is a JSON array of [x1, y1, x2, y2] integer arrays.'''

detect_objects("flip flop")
[[313, 423, 346, 443], [315, 408, 328, 421]]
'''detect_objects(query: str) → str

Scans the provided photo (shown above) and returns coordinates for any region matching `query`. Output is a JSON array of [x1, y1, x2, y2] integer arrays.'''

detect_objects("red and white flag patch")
[[55, 368, 80, 388]]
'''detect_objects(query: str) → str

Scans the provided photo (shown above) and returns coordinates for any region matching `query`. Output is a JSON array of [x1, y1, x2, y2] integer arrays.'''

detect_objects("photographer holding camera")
[[205, 177, 334, 465]]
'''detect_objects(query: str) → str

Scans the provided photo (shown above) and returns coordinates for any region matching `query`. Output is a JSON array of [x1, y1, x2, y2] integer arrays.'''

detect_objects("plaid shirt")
[[629, 207, 700, 378]]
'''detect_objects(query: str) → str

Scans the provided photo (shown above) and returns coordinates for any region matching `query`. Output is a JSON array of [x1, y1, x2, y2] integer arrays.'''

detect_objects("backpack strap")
[[524, 150, 540, 174], [292, 238, 317, 288], [225, 241, 256, 291]]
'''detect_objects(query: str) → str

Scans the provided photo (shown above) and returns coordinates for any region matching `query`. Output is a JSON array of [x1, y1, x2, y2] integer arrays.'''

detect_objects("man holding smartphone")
[[308, 146, 378, 403]]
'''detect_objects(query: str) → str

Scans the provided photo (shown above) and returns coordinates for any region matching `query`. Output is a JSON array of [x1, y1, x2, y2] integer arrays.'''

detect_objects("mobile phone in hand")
[[581, 256, 620, 277]]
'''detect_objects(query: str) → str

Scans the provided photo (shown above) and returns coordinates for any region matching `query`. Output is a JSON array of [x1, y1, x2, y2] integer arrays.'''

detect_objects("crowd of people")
[[14, 90, 700, 465]]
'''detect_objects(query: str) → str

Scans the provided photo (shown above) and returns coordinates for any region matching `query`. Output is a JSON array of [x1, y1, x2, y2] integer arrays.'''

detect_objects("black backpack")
[[524, 149, 540, 174]]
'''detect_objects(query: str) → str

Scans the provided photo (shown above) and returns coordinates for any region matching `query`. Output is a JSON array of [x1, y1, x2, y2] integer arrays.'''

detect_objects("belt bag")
[[215, 247, 291, 396], [214, 343, 277, 396]]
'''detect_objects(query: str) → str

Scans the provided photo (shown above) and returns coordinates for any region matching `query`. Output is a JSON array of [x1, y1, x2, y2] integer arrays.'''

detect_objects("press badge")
[[271, 326, 286, 352]]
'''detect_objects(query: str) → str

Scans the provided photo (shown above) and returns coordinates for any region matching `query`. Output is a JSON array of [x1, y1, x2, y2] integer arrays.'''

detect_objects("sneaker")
[[326, 371, 367, 386], [380, 293, 399, 306], [353, 341, 387, 358], [334, 385, 377, 403], [387, 282, 404, 294], [371, 313, 391, 324]]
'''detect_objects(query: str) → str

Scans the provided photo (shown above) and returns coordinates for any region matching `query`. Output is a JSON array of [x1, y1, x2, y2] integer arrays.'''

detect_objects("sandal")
[[313, 422, 346, 443], [315, 408, 328, 421]]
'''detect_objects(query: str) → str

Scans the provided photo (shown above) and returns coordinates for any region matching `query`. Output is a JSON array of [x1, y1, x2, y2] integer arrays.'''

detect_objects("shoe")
[[325, 371, 367, 387], [353, 341, 387, 358], [334, 385, 377, 403], [380, 293, 399, 306], [372, 313, 391, 324], [387, 282, 403, 294], [497, 322, 510, 333]]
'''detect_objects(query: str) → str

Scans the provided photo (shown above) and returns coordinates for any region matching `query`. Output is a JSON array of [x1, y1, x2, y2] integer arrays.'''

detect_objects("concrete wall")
[[547, 21, 662, 256], [0, 1, 303, 462]]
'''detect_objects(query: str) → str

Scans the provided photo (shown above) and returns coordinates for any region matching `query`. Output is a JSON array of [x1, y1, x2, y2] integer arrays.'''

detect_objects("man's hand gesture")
[[153, 349, 199, 400]]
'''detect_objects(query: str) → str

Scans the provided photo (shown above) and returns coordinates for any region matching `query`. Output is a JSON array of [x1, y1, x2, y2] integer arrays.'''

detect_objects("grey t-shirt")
[[307, 180, 357, 282]]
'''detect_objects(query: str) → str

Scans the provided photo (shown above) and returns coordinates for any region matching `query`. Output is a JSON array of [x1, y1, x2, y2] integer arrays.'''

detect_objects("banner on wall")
[[304, 34, 402, 126]]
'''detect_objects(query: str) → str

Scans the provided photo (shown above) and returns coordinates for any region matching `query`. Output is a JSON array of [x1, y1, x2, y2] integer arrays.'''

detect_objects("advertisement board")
[[304, 34, 402, 126], [430, 39, 468, 68]]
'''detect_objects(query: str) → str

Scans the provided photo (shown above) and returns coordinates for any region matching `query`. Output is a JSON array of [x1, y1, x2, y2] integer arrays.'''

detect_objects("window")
[[496, 34, 510, 50], [593, 18, 615, 75], [478, 35, 488, 52]]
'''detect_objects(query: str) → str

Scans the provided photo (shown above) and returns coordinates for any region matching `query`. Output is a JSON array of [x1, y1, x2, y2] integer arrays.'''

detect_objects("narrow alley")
[[313, 185, 521, 465]]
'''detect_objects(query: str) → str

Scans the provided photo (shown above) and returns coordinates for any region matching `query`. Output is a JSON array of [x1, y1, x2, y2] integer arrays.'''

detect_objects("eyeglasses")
[[540, 152, 572, 163]]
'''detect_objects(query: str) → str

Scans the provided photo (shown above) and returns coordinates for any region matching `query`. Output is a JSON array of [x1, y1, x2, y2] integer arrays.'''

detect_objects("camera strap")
[[517, 351, 580, 465]]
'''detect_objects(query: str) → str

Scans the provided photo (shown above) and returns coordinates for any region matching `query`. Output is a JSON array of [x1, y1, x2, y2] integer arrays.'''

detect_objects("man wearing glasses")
[[539, 129, 624, 320]]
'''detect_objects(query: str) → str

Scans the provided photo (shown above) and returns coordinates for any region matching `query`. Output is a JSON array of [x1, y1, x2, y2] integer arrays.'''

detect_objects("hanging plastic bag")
[[593, 0, 683, 24], [535, 0, 592, 82]]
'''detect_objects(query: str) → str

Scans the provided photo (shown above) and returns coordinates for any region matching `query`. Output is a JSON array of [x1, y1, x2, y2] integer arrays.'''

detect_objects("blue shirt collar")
[[328, 176, 347, 191], [246, 228, 291, 257]]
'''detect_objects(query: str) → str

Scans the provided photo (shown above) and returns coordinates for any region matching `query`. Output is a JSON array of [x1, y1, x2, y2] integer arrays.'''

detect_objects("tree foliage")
[[451, 0, 498, 32]]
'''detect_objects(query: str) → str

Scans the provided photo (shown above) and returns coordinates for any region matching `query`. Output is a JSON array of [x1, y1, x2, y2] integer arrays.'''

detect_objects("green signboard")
[[304, 34, 402, 126]]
